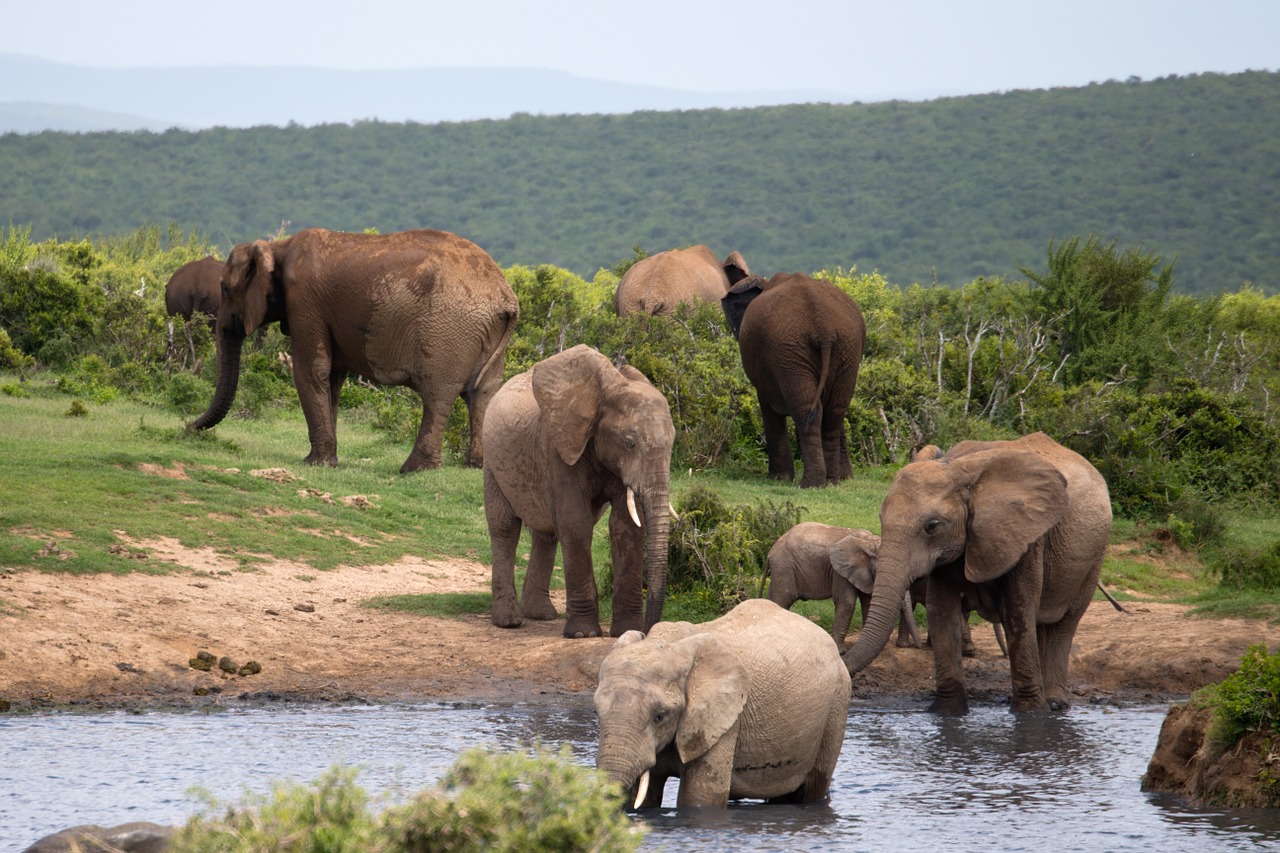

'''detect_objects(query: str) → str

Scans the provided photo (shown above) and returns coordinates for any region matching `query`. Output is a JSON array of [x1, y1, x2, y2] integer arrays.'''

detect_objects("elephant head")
[[532, 345, 676, 630], [842, 446, 1068, 674], [189, 239, 286, 432], [719, 275, 767, 339], [595, 629, 749, 808]]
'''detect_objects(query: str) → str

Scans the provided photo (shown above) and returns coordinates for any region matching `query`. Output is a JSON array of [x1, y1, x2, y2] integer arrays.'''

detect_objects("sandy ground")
[[2, 536, 1278, 713]]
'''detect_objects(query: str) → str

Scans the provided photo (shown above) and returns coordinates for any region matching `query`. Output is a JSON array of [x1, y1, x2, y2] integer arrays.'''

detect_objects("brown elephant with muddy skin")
[[483, 345, 675, 638], [189, 228, 518, 474], [721, 273, 866, 488], [614, 245, 750, 317], [842, 432, 1111, 715], [164, 256, 223, 327]]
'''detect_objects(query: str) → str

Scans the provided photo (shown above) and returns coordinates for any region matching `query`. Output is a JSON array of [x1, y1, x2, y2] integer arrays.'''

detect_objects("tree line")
[[1, 71, 1277, 294]]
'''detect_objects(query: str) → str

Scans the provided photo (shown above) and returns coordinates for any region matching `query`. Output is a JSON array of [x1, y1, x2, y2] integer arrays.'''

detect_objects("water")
[[3, 702, 1278, 851]]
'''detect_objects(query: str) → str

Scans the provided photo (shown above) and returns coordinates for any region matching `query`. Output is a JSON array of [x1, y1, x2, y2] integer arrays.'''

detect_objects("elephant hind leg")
[[486, 473, 524, 629], [521, 531, 560, 621], [401, 386, 458, 473]]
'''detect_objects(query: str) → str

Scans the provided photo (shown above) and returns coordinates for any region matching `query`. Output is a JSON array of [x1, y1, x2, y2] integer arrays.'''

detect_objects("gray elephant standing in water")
[[843, 432, 1111, 715], [595, 599, 850, 809]]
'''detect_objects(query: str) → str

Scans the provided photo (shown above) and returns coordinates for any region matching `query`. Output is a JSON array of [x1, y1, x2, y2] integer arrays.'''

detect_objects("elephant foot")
[[563, 616, 603, 639], [304, 451, 339, 467], [521, 597, 559, 621], [928, 694, 970, 716], [400, 455, 442, 474], [609, 615, 644, 638], [491, 597, 523, 629], [962, 642, 978, 658]]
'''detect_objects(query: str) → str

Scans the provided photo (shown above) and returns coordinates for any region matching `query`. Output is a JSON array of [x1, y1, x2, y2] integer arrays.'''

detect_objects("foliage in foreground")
[[171, 746, 641, 853], [1192, 644, 1280, 805]]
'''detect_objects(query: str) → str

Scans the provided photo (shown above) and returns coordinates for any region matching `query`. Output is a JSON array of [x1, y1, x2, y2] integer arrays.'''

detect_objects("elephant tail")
[[804, 338, 834, 429], [472, 306, 519, 391]]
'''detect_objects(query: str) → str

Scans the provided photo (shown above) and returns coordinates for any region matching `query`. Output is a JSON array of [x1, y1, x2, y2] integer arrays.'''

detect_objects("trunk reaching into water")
[[190, 331, 245, 431], [843, 569, 912, 673], [643, 490, 671, 631]]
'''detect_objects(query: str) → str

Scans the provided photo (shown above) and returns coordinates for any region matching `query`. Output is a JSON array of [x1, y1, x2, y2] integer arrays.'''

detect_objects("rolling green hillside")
[[1, 70, 1276, 293]]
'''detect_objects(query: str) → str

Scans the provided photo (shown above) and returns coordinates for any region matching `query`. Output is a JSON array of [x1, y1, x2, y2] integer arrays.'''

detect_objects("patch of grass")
[[364, 592, 493, 618]]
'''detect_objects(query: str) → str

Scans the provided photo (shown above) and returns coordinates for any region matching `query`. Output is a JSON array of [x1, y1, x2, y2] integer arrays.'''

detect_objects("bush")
[[668, 484, 804, 614], [1196, 644, 1280, 755], [1210, 540, 1280, 591], [171, 747, 642, 853]]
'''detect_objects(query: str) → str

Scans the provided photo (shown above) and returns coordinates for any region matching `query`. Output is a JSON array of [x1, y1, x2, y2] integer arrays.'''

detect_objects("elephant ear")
[[674, 634, 749, 765], [830, 530, 880, 594], [913, 444, 945, 461], [617, 364, 651, 384], [613, 630, 646, 649], [242, 240, 275, 335], [722, 251, 751, 286], [532, 345, 614, 466], [954, 449, 1069, 584], [720, 276, 767, 338]]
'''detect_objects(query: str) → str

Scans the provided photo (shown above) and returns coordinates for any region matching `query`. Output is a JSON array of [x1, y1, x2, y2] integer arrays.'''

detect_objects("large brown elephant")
[[721, 273, 866, 488], [164, 256, 223, 326], [613, 245, 750, 317], [483, 344, 675, 638], [189, 228, 518, 473], [842, 432, 1112, 715]]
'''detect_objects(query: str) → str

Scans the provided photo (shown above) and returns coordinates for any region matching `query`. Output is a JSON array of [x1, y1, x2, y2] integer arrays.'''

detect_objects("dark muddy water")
[[3, 702, 1278, 851]]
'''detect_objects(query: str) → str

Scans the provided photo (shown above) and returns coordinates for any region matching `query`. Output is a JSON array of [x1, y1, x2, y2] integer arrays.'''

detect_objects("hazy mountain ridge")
[[0, 54, 857, 131]]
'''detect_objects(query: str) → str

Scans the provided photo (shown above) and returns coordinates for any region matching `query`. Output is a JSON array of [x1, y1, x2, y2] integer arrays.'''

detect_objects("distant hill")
[[0, 54, 853, 132], [1, 69, 1276, 294]]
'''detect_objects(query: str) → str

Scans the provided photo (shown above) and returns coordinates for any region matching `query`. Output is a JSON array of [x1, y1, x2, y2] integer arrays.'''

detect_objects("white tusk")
[[627, 488, 642, 527], [633, 770, 650, 809], [668, 502, 679, 521]]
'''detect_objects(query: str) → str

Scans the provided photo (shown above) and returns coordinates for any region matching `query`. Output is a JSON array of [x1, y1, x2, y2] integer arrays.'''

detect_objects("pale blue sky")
[[2, 0, 1277, 101]]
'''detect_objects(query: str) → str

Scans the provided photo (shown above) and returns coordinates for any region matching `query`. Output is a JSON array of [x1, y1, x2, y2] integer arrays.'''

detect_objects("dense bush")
[[171, 748, 642, 853], [1196, 644, 1280, 755]]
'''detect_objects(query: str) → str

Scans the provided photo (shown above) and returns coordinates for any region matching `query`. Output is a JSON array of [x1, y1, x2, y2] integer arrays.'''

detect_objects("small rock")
[[115, 662, 140, 673], [294, 602, 316, 613], [265, 608, 280, 616]]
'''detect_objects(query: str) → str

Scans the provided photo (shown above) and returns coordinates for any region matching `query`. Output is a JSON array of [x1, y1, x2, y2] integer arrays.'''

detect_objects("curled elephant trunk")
[[189, 328, 245, 431], [597, 738, 652, 809], [643, 489, 671, 631], [842, 562, 913, 674]]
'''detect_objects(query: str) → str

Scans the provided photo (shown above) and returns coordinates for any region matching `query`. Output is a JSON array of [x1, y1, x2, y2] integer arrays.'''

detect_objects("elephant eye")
[[623, 433, 638, 450], [653, 710, 667, 725], [924, 518, 946, 536]]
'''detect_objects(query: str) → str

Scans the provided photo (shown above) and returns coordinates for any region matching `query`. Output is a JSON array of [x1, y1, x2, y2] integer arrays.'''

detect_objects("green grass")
[[2, 373, 1275, 625]]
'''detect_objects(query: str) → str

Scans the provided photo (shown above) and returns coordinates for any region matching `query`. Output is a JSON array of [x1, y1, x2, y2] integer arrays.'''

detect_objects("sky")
[[2, 0, 1277, 101]]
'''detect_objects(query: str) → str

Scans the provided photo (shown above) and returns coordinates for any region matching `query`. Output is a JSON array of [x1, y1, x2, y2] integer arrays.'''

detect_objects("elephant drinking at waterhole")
[[595, 598, 851, 809]]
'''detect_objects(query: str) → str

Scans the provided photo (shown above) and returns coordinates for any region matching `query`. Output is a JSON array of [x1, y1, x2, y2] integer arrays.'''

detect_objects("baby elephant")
[[765, 522, 919, 647], [595, 598, 850, 809]]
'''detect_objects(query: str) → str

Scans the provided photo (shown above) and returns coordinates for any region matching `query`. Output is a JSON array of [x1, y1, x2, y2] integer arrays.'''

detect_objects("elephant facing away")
[[721, 274, 866, 488], [484, 345, 675, 638], [842, 432, 1112, 715], [614, 245, 750, 317], [595, 598, 850, 809], [164, 256, 223, 326], [189, 228, 519, 473]]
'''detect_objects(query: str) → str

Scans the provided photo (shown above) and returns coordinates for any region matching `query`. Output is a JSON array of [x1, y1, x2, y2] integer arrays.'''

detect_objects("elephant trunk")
[[189, 327, 246, 431], [643, 488, 671, 631], [842, 556, 915, 674], [597, 732, 653, 809]]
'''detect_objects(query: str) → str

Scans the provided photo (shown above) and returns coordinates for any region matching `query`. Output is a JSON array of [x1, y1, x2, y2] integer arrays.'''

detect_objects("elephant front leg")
[[559, 533, 602, 639], [676, 722, 739, 808], [520, 530, 559, 621], [485, 475, 524, 629], [294, 345, 340, 466], [925, 573, 970, 715]]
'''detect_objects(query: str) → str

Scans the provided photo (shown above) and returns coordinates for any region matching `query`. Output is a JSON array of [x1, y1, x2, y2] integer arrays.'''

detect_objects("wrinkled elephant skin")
[[614, 245, 749, 317], [595, 599, 850, 809], [189, 228, 518, 474], [484, 344, 675, 638]]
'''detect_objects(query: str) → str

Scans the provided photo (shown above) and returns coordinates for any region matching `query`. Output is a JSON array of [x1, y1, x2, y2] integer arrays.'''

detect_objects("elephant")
[[483, 344, 675, 638], [163, 255, 223, 326], [188, 228, 519, 473], [613, 245, 751, 317], [721, 273, 866, 488], [842, 431, 1112, 715], [594, 598, 850, 809]]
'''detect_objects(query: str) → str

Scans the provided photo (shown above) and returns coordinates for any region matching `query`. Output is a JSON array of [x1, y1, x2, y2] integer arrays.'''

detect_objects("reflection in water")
[[2, 703, 1278, 851]]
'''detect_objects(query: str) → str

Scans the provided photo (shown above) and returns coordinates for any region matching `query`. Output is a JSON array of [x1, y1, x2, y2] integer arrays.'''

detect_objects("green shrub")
[[668, 484, 804, 614], [1210, 540, 1280, 591], [1196, 644, 1280, 756], [379, 745, 640, 853]]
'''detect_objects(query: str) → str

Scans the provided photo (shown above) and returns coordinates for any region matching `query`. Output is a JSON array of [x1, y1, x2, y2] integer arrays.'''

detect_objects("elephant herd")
[[166, 229, 1113, 809]]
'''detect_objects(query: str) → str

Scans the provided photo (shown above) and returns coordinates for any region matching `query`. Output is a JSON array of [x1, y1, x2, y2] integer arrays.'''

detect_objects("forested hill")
[[2, 70, 1276, 293]]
